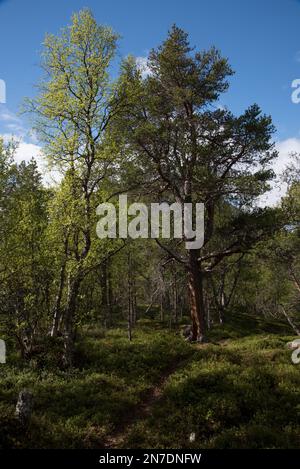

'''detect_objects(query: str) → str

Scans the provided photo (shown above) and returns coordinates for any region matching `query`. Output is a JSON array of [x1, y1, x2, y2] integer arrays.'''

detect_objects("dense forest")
[[0, 10, 299, 449]]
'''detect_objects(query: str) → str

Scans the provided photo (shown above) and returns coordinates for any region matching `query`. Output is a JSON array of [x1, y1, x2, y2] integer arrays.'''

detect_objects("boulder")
[[182, 325, 192, 340], [15, 389, 33, 426]]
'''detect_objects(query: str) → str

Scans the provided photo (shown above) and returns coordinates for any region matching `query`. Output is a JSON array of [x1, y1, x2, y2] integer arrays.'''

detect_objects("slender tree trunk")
[[50, 238, 68, 337], [127, 252, 133, 341], [160, 292, 164, 322], [168, 286, 173, 329], [179, 290, 184, 321], [101, 260, 108, 328], [219, 291, 226, 324], [173, 271, 178, 324], [205, 292, 211, 329], [289, 267, 300, 295], [101, 259, 114, 328], [108, 265, 113, 325], [280, 305, 300, 336], [51, 261, 67, 337], [132, 284, 137, 325], [209, 274, 224, 324], [62, 274, 82, 367], [187, 249, 206, 342]]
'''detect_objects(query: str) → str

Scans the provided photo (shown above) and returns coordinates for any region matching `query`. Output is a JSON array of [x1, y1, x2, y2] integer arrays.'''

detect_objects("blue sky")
[[1, 0, 300, 202]]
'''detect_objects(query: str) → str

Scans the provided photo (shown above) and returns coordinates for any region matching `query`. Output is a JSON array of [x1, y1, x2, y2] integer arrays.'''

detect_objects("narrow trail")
[[102, 355, 191, 449], [102, 339, 228, 449]]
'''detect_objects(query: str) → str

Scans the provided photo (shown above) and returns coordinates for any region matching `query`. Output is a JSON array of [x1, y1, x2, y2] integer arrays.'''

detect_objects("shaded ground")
[[0, 314, 299, 449], [103, 354, 192, 448]]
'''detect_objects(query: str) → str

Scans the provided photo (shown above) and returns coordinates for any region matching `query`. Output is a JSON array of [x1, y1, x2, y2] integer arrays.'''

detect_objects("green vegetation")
[[0, 314, 299, 449], [0, 9, 299, 450]]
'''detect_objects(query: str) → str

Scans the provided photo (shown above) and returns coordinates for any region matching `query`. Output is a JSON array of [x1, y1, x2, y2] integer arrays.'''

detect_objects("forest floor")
[[0, 312, 299, 449]]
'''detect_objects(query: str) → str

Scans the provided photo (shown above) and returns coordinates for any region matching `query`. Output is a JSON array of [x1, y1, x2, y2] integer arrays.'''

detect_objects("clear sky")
[[1, 0, 300, 203]]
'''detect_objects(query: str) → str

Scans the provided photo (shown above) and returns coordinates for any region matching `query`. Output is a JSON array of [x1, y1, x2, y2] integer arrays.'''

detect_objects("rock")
[[286, 339, 300, 350], [182, 325, 192, 340], [0, 339, 6, 363], [15, 389, 33, 426]]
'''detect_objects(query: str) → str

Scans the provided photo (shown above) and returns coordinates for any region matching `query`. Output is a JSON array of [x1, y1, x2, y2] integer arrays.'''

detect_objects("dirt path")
[[102, 339, 228, 448], [102, 355, 190, 449]]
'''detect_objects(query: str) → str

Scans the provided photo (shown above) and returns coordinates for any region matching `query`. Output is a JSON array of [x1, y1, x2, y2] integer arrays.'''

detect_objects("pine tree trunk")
[[187, 249, 206, 342]]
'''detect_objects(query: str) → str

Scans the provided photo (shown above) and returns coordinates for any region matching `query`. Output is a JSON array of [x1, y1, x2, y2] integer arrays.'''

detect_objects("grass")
[[0, 314, 299, 449]]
